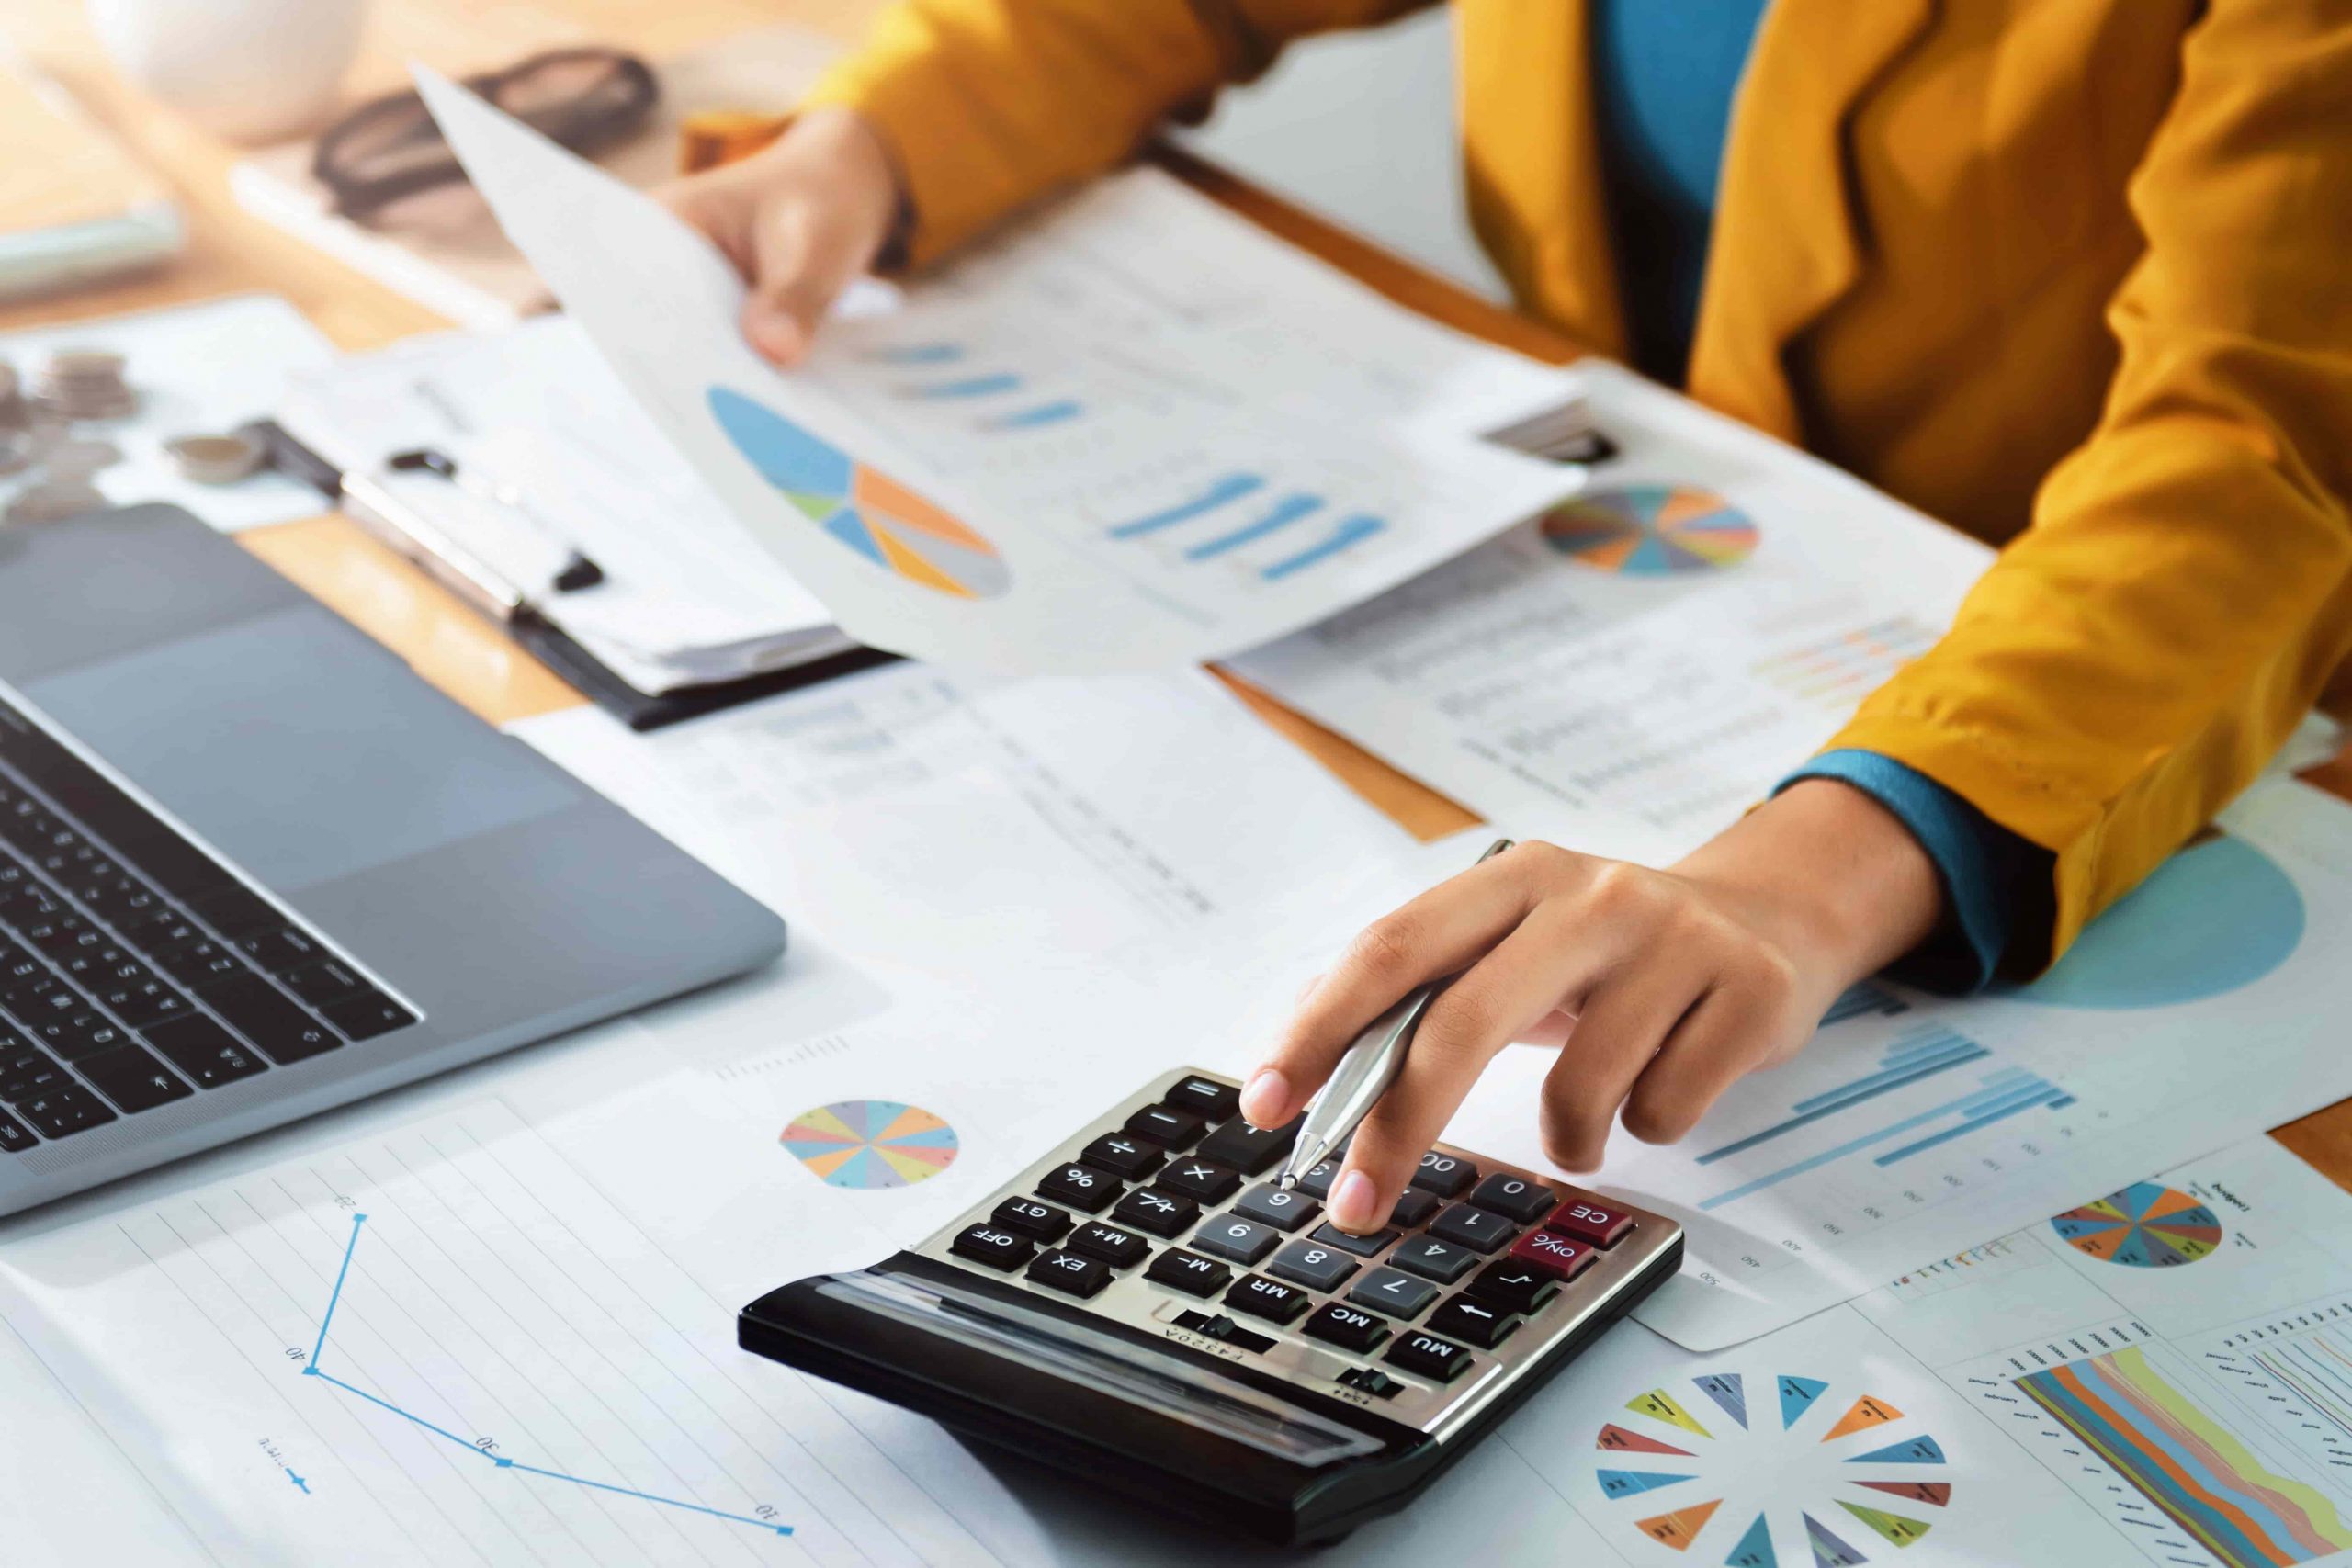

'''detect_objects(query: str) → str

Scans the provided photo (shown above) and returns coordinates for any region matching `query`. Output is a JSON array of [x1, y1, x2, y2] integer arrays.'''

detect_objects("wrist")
[[1673, 778, 1944, 983]]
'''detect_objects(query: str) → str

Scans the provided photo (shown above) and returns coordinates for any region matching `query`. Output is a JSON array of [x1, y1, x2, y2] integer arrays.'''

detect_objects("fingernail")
[[1239, 1068, 1290, 1128], [1330, 1169, 1379, 1232]]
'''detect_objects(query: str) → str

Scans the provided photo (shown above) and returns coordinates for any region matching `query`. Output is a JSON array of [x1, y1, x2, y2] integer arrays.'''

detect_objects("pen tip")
[[1275, 1173, 1298, 1191]]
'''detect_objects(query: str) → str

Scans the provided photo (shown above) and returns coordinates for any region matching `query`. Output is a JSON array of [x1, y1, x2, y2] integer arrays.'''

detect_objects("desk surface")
[[7, 0, 2348, 1181]]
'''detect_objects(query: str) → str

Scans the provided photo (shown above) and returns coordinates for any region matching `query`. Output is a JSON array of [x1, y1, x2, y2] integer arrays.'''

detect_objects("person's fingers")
[[1618, 949, 1804, 1145], [1245, 844, 1581, 1129], [741, 196, 882, 366], [1538, 953, 1715, 1172], [1323, 902, 1627, 1230]]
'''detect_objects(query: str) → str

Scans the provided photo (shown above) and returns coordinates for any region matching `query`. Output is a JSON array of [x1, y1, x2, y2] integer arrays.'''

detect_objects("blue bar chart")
[[1692, 1026, 2075, 1212], [1107, 472, 1389, 581]]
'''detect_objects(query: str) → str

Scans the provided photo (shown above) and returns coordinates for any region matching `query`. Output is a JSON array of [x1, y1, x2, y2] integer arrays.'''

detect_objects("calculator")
[[740, 1068, 1680, 1544]]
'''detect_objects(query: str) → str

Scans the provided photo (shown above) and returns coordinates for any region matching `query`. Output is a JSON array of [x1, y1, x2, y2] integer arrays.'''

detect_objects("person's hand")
[[659, 107, 903, 367], [1238, 779, 1945, 1233]]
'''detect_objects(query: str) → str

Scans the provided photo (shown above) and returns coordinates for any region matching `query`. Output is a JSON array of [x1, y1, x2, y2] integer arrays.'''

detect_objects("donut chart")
[[709, 385, 1012, 599], [1543, 485, 1760, 575], [2051, 1182, 2224, 1267], [781, 1100, 960, 1189]]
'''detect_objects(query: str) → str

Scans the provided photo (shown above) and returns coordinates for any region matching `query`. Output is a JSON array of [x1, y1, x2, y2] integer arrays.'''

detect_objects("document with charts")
[[417, 70, 1583, 675], [1231, 360, 1995, 866], [1432, 778, 2352, 1348]]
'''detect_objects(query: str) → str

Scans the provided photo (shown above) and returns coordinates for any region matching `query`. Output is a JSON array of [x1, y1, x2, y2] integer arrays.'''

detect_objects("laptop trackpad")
[[24, 604, 579, 894]]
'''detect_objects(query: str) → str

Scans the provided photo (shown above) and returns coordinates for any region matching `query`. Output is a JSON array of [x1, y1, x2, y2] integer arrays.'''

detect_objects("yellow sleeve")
[[1820, 0, 2352, 964], [798, 0, 1433, 265]]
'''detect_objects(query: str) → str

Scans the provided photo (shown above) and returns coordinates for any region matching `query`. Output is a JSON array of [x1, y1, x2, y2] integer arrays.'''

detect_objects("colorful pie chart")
[[1544, 485, 1760, 575], [709, 385, 1012, 598], [781, 1100, 960, 1189], [2050, 1182, 2224, 1267]]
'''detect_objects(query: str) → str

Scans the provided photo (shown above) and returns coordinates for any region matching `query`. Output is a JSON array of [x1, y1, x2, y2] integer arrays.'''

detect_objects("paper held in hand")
[[413, 66, 1589, 674]]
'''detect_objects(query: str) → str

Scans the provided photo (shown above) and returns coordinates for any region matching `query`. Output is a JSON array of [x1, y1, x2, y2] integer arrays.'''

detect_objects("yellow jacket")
[[802, 0, 2352, 965]]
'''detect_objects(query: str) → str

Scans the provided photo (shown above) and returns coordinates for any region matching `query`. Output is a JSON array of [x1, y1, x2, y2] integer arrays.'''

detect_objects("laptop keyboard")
[[0, 694, 419, 1152]]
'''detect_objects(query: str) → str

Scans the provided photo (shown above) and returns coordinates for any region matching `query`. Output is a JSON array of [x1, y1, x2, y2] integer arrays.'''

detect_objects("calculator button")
[[1507, 1230, 1595, 1280], [1155, 1156, 1243, 1204], [1427, 1294, 1519, 1349], [1193, 1215, 1281, 1266], [991, 1198, 1072, 1243], [1303, 1301, 1389, 1354], [1385, 1330, 1475, 1383], [1025, 1248, 1113, 1298], [1196, 1115, 1302, 1176], [1468, 1172, 1559, 1222], [1146, 1249, 1233, 1297], [1080, 1132, 1167, 1180], [1224, 1273, 1314, 1325], [1171, 1310, 1275, 1354], [1165, 1074, 1239, 1121], [1125, 1104, 1205, 1148], [1232, 1182, 1320, 1233], [1427, 1203, 1517, 1254], [1112, 1186, 1200, 1238], [1349, 1266, 1440, 1320], [1066, 1221, 1151, 1270], [1035, 1161, 1122, 1213], [1309, 1222, 1399, 1258], [1268, 1240, 1361, 1292], [1391, 1235, 1480, 1283], [1387, 1189, 1440, 1228], [1410, 1151, 1478, 1197], [1295, 1157, 1342, 1201], [1545, 1195, 1634, 1248], [1464, 1261, 1560, 1315], [950, 1224, 1036, 1272]]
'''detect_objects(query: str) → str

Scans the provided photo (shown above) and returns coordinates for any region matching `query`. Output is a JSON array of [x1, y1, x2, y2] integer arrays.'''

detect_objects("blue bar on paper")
[[1693, 1043, 1989, 1165], [1883, 1027, 1973, 1066], [1261, 515, 1386, 581], [989, 400, 1084, 430], [1109, 473, 1267, 537], [910, 372, 1023, 399], [1185, 494, 1326, 560], [1696, 1069, 2032, 1211], [1872, 1083, 2064, 1165], [1788, 1039, 1980, 1113], [870, 342, 964, 365]]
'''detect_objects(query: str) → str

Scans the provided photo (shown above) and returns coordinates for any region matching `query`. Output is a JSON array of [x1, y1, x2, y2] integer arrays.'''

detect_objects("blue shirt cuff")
[[1777, 750, 2035, 993]]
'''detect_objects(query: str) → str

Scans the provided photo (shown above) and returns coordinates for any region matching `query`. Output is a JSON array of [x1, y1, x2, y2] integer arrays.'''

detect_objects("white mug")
[[88, 0, 368, 144]]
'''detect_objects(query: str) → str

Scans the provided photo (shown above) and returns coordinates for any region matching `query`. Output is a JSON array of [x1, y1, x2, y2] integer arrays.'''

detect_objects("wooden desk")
[[6, 0, 2346, 1179]]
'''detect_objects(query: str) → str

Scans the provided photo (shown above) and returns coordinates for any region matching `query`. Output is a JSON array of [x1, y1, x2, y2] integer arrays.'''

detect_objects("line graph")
[[299, 1214, 794, 1540]]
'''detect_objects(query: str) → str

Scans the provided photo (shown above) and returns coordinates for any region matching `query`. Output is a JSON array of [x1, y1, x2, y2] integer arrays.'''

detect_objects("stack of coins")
[[29, 348, 137, 421]]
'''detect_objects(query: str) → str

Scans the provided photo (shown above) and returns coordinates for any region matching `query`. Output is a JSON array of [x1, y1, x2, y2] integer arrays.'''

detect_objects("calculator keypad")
[[924, 1068, 1676, 1435]]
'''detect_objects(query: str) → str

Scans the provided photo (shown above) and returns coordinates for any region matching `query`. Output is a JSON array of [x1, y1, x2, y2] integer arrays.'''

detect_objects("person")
[[666, 1, 2352, 1235]]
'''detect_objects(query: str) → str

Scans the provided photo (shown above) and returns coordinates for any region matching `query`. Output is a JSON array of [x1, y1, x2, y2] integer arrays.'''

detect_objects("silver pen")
[[1276, 838, 1517, 1191]]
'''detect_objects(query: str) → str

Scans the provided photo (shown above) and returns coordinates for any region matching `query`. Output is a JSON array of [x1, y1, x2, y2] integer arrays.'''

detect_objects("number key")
[[1267, 1240, 1359, 1292], [1035, 1161, 1122, 1213], [1231, 1182, 1320, 1233], [1349, 1266, 1439, 1321], [1468, 1172, 1558, 1222], [1193, 1215, 1280, 1266], [1410, 1152, 1478, 1197], [1427, 1202, 1517, 1254], [1391, 1235, 1480, 1282]]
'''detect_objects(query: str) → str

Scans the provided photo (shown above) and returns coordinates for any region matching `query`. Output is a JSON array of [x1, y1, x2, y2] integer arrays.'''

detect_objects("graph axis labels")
[[1543, 485, 1760, 577], [2050, 1181, 2224, 1269], [708, 384, 1012, 599], [1593, 1370, 1953, 1564], [781, 1099, 961, 1189]]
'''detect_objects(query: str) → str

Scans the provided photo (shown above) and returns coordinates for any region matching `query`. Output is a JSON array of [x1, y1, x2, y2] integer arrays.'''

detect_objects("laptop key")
[[76, 1044, 193, 1113], [281, 958, 368, 1009], [319, 991, 417, 1043], [153, 941, 244, 990], [18, 1084, 114, 1138], [237, 925, 326, 974], [141, 1016, 270, 1089], [184, 885, 279, 938], [97, 978, 192, 1030], [0, 1109, 34, 1152], [202, 975, 343, 1065], [30, 1010, 128, 1061]]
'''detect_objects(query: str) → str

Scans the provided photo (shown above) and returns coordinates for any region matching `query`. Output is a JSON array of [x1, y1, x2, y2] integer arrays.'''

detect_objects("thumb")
[[741, 199, 881, 367]]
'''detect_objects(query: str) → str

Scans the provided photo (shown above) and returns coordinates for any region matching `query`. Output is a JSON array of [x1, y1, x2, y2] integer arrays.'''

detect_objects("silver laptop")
[[0, 503, 784, 1213]]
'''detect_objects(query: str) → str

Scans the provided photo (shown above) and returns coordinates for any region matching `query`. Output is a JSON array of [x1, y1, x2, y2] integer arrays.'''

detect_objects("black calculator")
[[740, 1067, 1681, 1544]]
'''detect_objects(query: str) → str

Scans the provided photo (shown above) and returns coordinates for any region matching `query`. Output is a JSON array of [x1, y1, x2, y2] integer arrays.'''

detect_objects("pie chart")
[[2050, 1182, 2223, 1267], [709, 386, 1012, 599], [781, 1100, 960, 1190], [1544, 485, 1760, 575]]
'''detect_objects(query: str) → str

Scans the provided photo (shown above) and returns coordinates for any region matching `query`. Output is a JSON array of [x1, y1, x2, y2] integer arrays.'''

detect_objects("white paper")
[[415, 69, 1583, 674], [1418, 778, 2352, 1348], [1, 293, 335, 532], [1233, 361, 1994, 863], [279, 318, 844, 694]]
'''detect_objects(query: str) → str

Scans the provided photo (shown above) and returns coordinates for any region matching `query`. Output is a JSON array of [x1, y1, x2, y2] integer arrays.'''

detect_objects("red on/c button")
[[1508, 1230, 1593, 1280]]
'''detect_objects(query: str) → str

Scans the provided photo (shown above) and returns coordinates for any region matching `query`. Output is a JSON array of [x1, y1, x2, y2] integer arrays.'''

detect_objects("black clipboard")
[[245, 419, 898, 731]]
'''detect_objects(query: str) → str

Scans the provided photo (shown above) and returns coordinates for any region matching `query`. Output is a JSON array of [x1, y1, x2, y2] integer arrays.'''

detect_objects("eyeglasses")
[[312, 47, 658, 222]]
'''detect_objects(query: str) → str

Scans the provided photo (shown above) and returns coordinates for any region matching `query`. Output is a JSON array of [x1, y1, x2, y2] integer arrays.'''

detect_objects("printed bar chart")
[[1695, 1027, 1993, 1166]]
